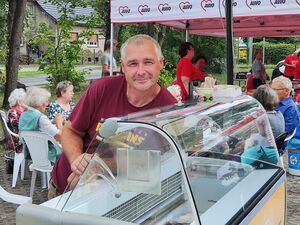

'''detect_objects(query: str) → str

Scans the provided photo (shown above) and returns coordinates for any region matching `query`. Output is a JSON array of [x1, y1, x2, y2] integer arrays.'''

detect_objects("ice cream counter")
[[16, 96, 286, 225]]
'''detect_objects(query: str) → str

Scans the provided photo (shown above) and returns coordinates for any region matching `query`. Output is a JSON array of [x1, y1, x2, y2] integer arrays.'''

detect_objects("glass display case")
[[16, 96, 286, 225]]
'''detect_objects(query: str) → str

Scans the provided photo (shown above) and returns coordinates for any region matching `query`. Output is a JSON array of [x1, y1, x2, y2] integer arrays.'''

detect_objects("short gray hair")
[[8, 88, 26, 107], [252, 85, 279, 111], [272, 76, 292, 90], [120, 34, 163, 61], [55, 80, 73, 97], [25, 86, 51, 109]]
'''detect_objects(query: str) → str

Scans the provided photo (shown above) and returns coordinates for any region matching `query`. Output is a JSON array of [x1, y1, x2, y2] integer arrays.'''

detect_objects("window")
[[69, 32, 78, 42], [87, 34, 98, 47], [27, 4, 34, 16]]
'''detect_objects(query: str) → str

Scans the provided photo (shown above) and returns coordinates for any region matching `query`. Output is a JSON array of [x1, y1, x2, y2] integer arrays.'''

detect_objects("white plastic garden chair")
[[19, 131, 61, 198], [0, 110, 26, 188], [0, 185, 32, 205]]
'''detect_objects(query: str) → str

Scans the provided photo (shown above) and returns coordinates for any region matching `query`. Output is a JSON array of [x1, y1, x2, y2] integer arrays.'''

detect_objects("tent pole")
[[226, 0, 234, 85], [110, 23, 114, 76], [185, 30, 189, 42], [262, 37, 265, 64]]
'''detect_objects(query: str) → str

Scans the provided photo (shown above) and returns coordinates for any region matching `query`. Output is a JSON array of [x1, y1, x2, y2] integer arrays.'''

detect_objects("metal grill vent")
[[103, 172, 182, 222]]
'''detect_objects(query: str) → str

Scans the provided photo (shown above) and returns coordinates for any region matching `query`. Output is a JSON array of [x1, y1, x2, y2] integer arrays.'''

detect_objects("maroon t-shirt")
[[51, 75, 177, 194]]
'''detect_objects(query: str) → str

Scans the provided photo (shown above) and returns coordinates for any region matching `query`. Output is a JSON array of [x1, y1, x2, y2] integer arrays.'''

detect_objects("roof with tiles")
[[35, 0, 94, 24]]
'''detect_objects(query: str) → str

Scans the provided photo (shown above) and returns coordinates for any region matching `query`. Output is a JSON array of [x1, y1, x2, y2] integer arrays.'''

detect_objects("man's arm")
[[102, 64, 110, 74], [61, 122, 92, 175], [62, 122, 93, 189], [284, 56, 296, 68]]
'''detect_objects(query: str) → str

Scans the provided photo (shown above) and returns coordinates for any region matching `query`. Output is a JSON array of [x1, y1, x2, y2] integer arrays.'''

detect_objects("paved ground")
[[0, 149, 299, 225]]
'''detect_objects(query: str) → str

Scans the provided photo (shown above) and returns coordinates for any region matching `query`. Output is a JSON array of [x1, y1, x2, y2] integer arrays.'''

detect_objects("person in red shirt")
[[176, 42, 206, 101], [195, 55, 209, 78], [294, 52, 300, 80], [284, 48, 300, 80]]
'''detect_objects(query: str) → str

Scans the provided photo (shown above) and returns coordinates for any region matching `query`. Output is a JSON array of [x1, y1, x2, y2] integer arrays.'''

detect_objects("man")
[[49, 35, 177, 198], [271, 76, 300, 134], [176, 42, 206, 101], [101, 39, 118, 77], [284, 48, 300, 80], [252, 49, 267, 88]]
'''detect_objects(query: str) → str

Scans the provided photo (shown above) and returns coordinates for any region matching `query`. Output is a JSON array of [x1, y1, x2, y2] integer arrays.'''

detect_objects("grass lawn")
[[18, 70, 45, 77]]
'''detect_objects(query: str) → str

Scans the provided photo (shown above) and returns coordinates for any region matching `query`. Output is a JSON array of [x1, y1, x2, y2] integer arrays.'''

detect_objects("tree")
[[30, 0, 99, 89], [3, 0, 27, 108], [90, 0, 121, 45]]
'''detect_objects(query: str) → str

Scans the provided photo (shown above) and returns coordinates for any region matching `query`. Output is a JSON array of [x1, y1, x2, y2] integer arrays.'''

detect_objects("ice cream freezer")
[[16, 95, 286, 225]]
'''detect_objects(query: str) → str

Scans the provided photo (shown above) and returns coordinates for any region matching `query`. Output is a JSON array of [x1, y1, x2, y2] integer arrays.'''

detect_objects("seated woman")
[[48, 80, 75, 121], [19, 87, 63, 164], [7, 88, 27, 153], [252, 85, 285, 139]]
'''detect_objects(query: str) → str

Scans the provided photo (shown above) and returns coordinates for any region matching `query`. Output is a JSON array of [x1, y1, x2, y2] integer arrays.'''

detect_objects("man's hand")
[[67, 153, 93, 190], [70, 153, 93, 176], [67, 172, 80, 190]]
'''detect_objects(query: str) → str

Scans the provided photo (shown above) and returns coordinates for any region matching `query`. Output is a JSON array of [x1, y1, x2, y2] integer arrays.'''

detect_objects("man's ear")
[[159, 58, 164, 70]]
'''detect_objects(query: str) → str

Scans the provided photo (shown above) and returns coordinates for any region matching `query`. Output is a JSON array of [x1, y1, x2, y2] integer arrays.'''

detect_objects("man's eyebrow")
[[126, 59, 138, 64], [144, 58, 155, 61]]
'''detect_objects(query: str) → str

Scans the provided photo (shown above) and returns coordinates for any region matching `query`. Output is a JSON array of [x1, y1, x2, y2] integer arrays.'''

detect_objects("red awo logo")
[[138, 5, 151, 15], [118, 6, 130, 16], [201, 0, 215, 11], [246, 0, 262, 9], [179, 1, 193, 13], [158, 3, 171, 14], [222, 0, 237, 7], [270, 0, 286, 8]]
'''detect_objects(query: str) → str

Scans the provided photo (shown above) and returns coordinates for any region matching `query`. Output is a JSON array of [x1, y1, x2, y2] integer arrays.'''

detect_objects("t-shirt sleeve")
[[101, 53, 109, 66], [39, 115, 59, 137], [180, 60, 193, 80], [284, 106, 300, 133], [253, 60, 261, 72], [68, 81, 100, 134], [48, 102, 59, 120], [285, 55, 292, 64]]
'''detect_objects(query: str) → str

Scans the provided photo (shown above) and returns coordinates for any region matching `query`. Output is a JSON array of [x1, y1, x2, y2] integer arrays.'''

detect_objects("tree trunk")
[[3, 0, 27, 108], [104, 1, 121, 43]]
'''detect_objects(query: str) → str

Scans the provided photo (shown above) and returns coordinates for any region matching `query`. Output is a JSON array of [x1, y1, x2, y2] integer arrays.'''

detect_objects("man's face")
[[196, 58, 206, 71], [121, 40, 164, 92], [256, 50, 263, 60], [271, 82, 290, 100]]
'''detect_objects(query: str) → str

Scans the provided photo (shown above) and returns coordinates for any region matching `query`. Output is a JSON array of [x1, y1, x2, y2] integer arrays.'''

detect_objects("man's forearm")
[[61, 122, 84, 164]]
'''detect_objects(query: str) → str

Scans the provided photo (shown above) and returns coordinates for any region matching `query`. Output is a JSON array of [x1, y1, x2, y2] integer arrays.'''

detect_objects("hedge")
[[253, 42, 299, 64]]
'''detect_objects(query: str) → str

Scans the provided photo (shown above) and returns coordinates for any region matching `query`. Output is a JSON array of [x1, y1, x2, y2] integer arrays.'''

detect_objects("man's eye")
[[128, 63, 137, 67], [145, 61, 153, 65]]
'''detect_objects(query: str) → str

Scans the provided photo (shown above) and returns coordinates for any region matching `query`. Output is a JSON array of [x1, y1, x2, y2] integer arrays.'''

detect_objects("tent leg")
[[110, 23, 114, 76]]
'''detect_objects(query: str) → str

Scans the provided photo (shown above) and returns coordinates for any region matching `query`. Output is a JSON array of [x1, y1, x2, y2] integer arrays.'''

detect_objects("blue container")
[[288, 149, 300, 176]]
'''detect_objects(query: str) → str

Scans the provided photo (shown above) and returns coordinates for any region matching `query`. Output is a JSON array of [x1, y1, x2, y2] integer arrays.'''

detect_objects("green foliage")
[[30, 0, 99, 89], [0, 0, 8, 63], [253, 42, 299, 64], [0, 70, 5, 92], [159, 62, 176, 87]]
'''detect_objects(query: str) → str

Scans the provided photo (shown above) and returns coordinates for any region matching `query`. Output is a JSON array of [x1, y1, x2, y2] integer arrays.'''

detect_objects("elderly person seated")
[[48, 80, 75, 121], [271, 76, 300, 134], [19, 87, 63, 163], [252, 85, 285, 139], [7, 88, 27, 153]]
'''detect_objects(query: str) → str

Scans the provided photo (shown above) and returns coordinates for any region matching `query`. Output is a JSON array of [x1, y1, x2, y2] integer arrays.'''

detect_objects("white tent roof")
[[111, 0, 300, 37]]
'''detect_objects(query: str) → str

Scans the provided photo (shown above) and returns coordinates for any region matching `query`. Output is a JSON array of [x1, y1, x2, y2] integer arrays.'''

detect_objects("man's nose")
[[136, 64, 146, 75]]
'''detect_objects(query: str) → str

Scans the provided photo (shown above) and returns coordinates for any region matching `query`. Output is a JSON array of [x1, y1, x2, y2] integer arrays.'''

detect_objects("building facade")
[[20, 0, 105, 64]]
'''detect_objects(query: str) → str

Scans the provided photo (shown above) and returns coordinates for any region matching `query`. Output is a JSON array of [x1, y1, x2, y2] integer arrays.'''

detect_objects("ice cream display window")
[[16, 96, 286, 225]]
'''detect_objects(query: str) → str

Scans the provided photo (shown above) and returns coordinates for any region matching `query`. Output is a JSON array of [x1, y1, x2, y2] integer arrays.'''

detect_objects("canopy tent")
[[111, 0, 300, 37]]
